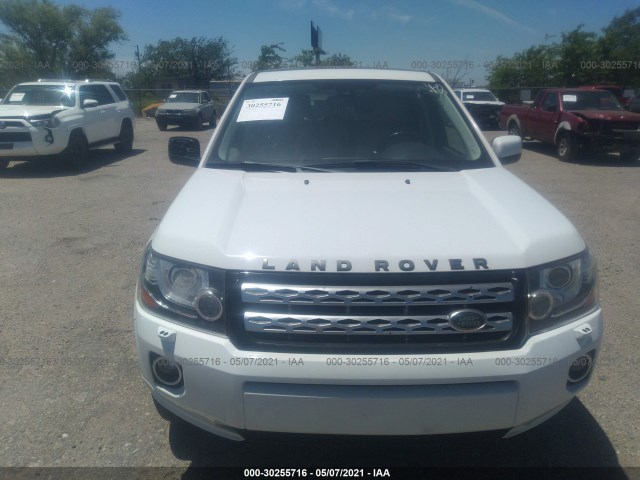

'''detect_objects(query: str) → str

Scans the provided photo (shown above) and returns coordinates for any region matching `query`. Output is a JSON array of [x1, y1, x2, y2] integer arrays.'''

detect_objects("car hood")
[[157, 102, 199, 110], [0, 105, 68, 118], [568, 109, 640, 122], [152, 167, 585, 273]]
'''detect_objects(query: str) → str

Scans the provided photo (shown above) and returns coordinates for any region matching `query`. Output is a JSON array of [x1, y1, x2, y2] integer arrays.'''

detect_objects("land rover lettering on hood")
[[135, 69, 602, 441]]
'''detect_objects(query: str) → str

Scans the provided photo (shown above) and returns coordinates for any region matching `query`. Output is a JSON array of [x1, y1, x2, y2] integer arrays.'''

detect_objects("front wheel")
[[557, 133, 577, 162], [114, 121, 134, 155], [156, 120, 167, 131], [193, 114, 203, 130], [0, 159, 9, 170], [63, 132, 89, 170], [507, 121, 521, 138]]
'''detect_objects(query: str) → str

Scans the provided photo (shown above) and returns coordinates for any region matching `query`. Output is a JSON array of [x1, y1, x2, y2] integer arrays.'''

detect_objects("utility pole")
[[135, 45, 142, 116]]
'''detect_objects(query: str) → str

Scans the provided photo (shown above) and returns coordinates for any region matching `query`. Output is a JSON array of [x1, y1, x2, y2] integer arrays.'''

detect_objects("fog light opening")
[[568, 351, 594, 384], [152, 356, 183, 387], [529, 290, 554, 320]]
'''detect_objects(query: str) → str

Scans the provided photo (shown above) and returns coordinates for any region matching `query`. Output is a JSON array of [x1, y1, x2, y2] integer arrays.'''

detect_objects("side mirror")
[[82, 98, 99, 108], [491, 135, 522, 165], [168, 136, 200, 164]]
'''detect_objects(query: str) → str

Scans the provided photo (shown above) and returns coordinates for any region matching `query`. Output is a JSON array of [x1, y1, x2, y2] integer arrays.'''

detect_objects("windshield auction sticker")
[[562, 94, 578, 102], [237, 97, 289, 122], [9, 93, 25, 102]]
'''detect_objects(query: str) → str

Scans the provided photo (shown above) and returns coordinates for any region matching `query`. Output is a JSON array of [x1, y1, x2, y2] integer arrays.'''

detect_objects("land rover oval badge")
[[449, 310, 488, 332], [0, 122, 7, 129]]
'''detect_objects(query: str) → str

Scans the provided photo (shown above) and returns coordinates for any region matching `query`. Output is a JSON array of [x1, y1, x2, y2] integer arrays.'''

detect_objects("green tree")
[[599, 7, 640, 85], [487, 8, 640, 93], [0, 0, 126, 85], [291, 49, 355, 68], [253, 43, 286, 71], [487, 45, 562, 90], [321, 53, 355, 67], [139, 36, 237, 87], [291, 49, 316, 68], [558, 26, 600, 86]]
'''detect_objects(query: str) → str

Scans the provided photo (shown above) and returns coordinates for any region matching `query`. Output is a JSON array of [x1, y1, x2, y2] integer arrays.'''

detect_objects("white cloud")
[[312, 0, 355, 19], [385, 7, 413, 23], [449, 0, 541, 36], [277, 0, 307, 10]]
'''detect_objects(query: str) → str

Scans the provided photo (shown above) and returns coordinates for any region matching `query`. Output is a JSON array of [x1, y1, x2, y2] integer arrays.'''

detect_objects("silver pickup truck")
[[155, 90, 216, 131]]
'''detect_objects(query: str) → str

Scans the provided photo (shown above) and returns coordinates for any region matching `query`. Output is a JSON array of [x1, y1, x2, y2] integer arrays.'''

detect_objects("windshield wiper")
[[306, 160, 457, 172], [208, 162, 332, 172]]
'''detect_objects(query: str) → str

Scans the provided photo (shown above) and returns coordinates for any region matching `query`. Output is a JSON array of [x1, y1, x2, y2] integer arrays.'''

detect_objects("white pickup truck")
[[135, 68, 602, 441]]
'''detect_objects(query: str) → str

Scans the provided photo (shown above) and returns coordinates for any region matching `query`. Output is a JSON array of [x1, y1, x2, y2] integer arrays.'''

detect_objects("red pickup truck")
[[499, 88, 640, 161]]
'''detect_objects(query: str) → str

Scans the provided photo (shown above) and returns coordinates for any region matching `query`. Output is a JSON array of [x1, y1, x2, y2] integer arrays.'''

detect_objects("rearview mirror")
[[168, 136, 200, 164], [491, 135, 522, 165]]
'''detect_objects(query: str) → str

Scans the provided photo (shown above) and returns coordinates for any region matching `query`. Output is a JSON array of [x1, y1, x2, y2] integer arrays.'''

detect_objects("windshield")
[[2, 84, 75, 107], [561, 91, 623, 111], [208, 79, 493, 172], [462, 91, 497, 102], [166, 92, 199, 103]]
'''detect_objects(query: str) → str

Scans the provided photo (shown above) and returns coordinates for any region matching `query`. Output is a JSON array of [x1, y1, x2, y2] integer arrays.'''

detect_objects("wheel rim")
[[559, 138, 567, 157], [508, 124, 519, 136]]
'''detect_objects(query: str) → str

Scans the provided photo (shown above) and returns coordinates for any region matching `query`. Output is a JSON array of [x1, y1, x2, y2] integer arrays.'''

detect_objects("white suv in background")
[[0, 79, 135, 170]]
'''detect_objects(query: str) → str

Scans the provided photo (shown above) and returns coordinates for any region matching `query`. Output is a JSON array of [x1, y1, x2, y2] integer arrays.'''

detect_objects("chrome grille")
[[241, 283, 513, 305], [231, 272, 523, 351], [245, 311, 513, 335]]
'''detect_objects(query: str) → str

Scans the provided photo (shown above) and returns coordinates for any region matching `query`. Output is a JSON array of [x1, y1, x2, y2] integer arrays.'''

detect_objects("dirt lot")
[[0, 119, 638, 476]]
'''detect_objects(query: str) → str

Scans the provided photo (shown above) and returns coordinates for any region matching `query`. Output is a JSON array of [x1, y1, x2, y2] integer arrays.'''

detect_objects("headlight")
[[28, 115, 60, 128], [139, 248, 226, 334], [527, 250, 599, 335]]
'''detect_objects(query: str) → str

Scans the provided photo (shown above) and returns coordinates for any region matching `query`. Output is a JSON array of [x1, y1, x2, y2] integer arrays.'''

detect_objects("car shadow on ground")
[[522, 141, 640, 167], [166, 398, 627, 477], [0, 148, 146, 179]]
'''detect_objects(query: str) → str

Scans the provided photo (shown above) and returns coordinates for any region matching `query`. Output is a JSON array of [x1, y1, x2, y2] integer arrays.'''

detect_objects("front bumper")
[[134, 300, 602, 440], [0, 125, 69, 157], [156, 112, 196, 124]]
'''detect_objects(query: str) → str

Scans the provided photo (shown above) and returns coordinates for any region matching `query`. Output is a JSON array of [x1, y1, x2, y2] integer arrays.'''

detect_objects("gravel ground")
[[0, 119, 638, 477]]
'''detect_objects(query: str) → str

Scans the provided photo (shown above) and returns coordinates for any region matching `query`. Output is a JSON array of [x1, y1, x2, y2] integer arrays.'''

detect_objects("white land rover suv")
[[0, 79, 135, 170], [135, 69, 602, 441]]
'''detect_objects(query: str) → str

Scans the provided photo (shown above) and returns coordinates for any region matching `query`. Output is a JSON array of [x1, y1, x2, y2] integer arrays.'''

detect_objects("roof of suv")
[[18, 79, 121, 86], [251, 68, 437, 83], [454, 88, 493, 93]]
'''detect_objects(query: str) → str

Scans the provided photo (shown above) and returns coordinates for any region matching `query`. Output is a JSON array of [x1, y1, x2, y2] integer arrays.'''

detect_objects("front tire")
[[0, 159, 9, 170], [156, 120, 167, 131], [114, 121, 134, 155], [508, 121, 521, 138], [63, 131, 89, 170], [557, 133, 577, 162], [193, 114, 203, 130]]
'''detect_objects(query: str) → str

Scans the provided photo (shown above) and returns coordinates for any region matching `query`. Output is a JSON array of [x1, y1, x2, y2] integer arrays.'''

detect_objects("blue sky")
[[19, 0, 640, 83]]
